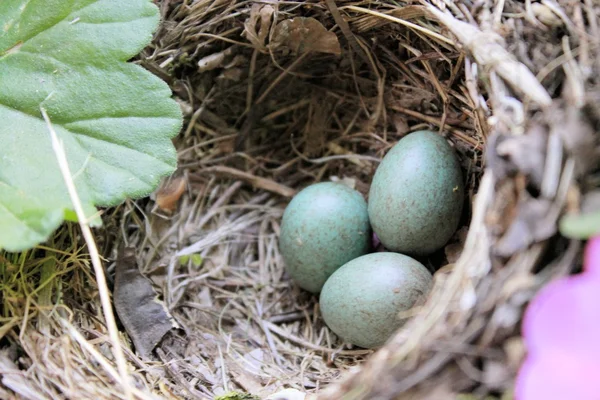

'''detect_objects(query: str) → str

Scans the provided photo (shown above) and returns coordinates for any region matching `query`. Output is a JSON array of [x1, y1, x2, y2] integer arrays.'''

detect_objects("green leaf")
[[190, 253, 204, 267], [214, 392, 260, 400], [178, 254, 204, 267], [559, 211, 600, 239], [0, 0, 182, 252]]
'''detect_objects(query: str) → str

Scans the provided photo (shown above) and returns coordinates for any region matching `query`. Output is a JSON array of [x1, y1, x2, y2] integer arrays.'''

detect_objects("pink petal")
[[516, 351, 600, 400], [522, 275, 600, 357], [516, 236, 600, 400]]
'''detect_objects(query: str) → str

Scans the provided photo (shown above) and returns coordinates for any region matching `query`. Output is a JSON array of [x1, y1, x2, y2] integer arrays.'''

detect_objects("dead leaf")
[[486, 125, 547, 188], [548, 106, 597, 178], [155, 176, 186, 212], [114, 246, 177, 359], [242, 4, 274, 50], [494, 194, 556, 257], [271, 17, 341, 55]]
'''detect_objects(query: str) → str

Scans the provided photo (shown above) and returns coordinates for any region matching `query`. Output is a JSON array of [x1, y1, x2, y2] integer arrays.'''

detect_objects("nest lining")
[[1, 0, 599, 400]]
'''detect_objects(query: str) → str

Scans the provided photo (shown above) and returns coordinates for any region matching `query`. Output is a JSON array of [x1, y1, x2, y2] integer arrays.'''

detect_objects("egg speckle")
[[319, 252, 432, 349], [368, 130, 464, 255], [279, 182, 371, 293]]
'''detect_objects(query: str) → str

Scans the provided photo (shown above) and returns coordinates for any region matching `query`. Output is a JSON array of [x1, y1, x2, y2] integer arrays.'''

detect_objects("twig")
[[325, 0, 370, 64], [41, 107, 134, 400], [202, 165, 297, 198], [343, 5, 455, 46], [63, 320, 159, 400], [264, 321, 372, 356], [391, 105, 482, 149], [425, 5, 552, 107]]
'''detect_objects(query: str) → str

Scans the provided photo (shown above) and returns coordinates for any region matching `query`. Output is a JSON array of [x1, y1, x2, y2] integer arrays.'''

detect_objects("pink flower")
[[515, 236, 600, 400]]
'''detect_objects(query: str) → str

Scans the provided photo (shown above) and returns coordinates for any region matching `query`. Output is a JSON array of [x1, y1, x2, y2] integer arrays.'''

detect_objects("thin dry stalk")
[[41, 108, 135, 400]]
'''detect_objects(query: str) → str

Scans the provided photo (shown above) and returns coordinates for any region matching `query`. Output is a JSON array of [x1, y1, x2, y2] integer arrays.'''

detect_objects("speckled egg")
[[368, 130, 464, 255], [319, 252, 432, 349], [279, 182, 371, 293]]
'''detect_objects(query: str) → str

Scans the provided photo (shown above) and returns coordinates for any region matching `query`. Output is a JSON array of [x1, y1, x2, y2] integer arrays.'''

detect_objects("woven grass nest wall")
[[2, 0, 599, 399]]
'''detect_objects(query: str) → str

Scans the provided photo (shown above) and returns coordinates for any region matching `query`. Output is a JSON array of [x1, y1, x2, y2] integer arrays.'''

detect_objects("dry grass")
[[1, 0, 599, 399]]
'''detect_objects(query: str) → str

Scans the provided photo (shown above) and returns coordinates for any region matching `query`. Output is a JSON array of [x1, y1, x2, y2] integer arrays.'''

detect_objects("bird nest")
[[2, 0, 599, 399]]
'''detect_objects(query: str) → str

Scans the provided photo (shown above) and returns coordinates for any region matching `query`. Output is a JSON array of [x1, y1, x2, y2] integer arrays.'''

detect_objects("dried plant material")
[[351, 6, 427, 32], [243, 4, 274, 51], [202, 166, 297, 197], [327, 142, 366, 168], [329, 176, 357, 190], [494, 195, 555, 257], [219, 68, 244, 82], [444, 226, 469, 264], [483, 360, 511, 390], [271, 18, 341, 55], [198, 47, 235, 72], [303, 94, 330, 156], [487, 125, 547, 188], [401, 379, 456, 400], [547, 106, 597, 178], [0, 346, 46, 400], [532, 3, 563, 27], [114, 247, 176, 359], [426, 6, 552, 107], [155, 177, 186, 212], [265, 388, 308, 400]]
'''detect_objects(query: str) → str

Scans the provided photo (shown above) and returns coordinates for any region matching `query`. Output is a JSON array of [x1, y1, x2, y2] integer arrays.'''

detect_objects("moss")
[[215, 391, 261, 400]]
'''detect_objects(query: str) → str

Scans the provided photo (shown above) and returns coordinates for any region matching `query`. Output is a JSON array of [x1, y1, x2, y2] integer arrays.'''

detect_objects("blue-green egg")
[[319, 252, 432, 349], [279, 182, 371, 293], [368, 130, 464, 255]]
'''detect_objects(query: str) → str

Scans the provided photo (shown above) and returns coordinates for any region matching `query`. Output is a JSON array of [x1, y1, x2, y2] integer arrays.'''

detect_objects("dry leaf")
[[114, 246, 177, 359], [155, 176, 186, 212], [494, 194, 555, 257], [486, 125, 547, 188], [548, 106, 597, 178], [243, 4, 274, 50], [271, 17, 341, 55]]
